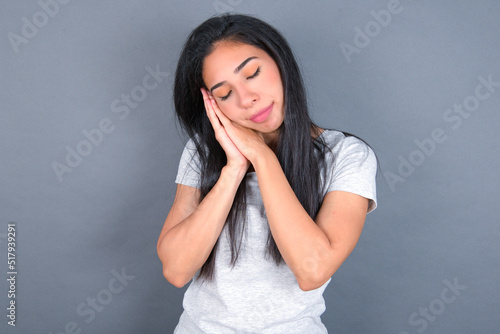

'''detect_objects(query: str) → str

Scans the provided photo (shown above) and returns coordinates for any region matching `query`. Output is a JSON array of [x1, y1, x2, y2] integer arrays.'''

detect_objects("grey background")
[[1, 0, 499, 333]]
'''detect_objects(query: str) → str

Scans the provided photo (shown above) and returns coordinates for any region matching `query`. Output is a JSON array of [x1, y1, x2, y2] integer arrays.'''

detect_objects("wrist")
[[221, 164, 248, 183], [251, 146, 277, 173]]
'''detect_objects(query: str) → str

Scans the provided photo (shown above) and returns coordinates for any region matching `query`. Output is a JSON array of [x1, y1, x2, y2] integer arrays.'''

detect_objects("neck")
[[262, 130, 279, 147]]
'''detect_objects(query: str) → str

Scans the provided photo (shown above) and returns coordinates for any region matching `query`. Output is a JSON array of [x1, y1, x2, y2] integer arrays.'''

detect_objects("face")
[[202, 42, 285, 142]]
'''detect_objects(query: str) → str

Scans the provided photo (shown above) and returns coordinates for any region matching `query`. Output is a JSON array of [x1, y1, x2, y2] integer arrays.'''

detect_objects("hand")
[[201, 88, 250, 174], [201, 89, 269, 164]]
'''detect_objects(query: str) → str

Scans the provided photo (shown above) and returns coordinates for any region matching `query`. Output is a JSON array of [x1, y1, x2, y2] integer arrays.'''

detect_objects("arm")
[[157, 166, 245, 288], [157, 89, 249, 288], [205, 93, 373, 291], [252, 148, 368, 291]]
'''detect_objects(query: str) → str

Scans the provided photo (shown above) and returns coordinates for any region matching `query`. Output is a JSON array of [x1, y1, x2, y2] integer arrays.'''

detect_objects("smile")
[[250, 103, 273, 123]]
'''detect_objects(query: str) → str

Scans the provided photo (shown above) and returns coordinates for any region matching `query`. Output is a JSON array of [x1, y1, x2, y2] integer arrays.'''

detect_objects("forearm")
[[252, 149, 334, 290], [158, 166, 245, 286]]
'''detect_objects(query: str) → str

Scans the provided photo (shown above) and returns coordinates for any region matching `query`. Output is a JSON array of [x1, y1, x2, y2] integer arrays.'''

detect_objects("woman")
[[157, 13, 377, 333]]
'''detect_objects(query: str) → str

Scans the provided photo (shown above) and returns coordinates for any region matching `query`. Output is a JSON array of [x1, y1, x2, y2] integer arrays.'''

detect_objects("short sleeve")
[[323, 134, 378, 213], [174, 138, 202, 189]]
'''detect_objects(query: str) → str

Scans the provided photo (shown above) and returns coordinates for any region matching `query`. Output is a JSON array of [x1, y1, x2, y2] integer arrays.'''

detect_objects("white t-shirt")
[[173, 130, 377, 333]]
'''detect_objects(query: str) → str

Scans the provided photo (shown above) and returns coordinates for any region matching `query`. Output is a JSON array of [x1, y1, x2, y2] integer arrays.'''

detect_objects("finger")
[[200, 89, 217, 120], [206, 106, 222, 132], [200, 87, 210, 100], [201, 88, 217, 117], [202, 92, 224, 133], [208, 95, 231, 127], [207, 96, 229, 129]]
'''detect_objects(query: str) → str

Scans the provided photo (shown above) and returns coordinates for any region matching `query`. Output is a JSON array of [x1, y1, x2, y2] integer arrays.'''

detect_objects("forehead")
[[202, 42, 271, 81]]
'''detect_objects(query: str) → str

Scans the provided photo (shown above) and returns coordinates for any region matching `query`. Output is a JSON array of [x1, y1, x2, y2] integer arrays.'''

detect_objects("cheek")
[[218, 105, 239, 121], [265, 69, 283, 96]]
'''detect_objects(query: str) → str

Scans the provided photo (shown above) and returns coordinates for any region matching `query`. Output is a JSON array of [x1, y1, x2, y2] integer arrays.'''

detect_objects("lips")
[[250, 103, 273, 123]]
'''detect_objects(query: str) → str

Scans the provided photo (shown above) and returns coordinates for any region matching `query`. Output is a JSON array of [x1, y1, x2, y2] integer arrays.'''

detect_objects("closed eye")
[[220, 67, 261, 101], [247, 67, 261, 79]]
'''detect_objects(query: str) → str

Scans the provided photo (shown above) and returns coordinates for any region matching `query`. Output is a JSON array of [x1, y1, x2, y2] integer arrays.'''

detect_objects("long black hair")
[[173, 14, 329, 281]]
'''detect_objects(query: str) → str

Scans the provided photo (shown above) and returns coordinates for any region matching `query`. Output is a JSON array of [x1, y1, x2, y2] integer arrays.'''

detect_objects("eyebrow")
[[209, 56, 258, 93]]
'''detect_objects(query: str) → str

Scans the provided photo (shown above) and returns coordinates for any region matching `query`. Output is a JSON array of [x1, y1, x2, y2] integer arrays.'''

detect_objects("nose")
[[237, 86, 259, 108]]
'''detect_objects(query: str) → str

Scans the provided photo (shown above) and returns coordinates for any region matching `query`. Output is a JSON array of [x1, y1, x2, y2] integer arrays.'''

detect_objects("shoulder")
[[179, 136, 200, 162], [317, 130, 378, 212], [184, 134, 200, 150], [175, 135, 204, 187], [317, 130, 376, 164], [180, 134, 206, 162]]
